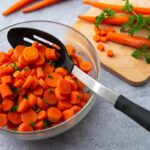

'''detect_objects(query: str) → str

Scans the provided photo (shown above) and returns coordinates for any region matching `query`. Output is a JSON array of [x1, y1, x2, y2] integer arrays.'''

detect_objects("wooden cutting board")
[[73, 0, 150, 86]]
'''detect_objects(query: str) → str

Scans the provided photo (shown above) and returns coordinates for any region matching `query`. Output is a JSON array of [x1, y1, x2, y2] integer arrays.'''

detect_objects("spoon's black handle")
[[115, 95, 150, 131]]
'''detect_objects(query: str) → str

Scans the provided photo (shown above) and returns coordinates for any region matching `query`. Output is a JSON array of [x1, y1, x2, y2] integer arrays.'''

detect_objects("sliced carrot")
[[106, 50, 114, 57], [1, 75, 13, 84], [55, 88, 68, 100], [93, 34, 101, 42], [70, 105, 81, 114], [79, 61, 92, 73], [44, 89, 58, 105], [37, 110, 47, 120], [55, 67, 68, 77], [18, 54, 28, 66], [18, 123, 33, 132], [36, 67, 44, 79], [83, 92, 91, 102], [100, 37, 108, 42], [70, 91, 82, 104], [57, 100, 72, 111], [57, 79, 71, 95], [28, 93, 37, 108], [62, 109, 74, 121], [0, 52, 9, 65], [18, 89, 26, 96], [22, 75, 34, 89], [79, 100, 86, 107], [33, 86, 44, 96], [106, 27, 115, 33], [37, 45, 46, 56], [17, 98, 29, 113], [97, 43, 104, 52], [21, 109, 37, 124], [77, 79, 85, 89], [23, 46, 39, 63], [37, 97, 48, 110], [13, 71, 22, 78], [45, 72, 63, 88], [39, 79, 48, 89], [7, 48, 14, 57], [35, 54, 45, 66], [14, 45, 26, 59], [31, 69, 36, 76], [21, 67, 31, 77], [0, 84, 13, 99], [2, 100, 14, 111], [32, 41, 39, 48], [8, 112, 22, 125], [0, 113, 8, 127], [65, 44, 76, 56], [30, 76, 38, 90], [46, 48, 57, 60], [47, 107, 62, 122], [35, 120, 44, 130], [44, 63, 54, 73], [7, 122, 17, 130], [100, 29, 108, 36], [65, 78, 78, 91]]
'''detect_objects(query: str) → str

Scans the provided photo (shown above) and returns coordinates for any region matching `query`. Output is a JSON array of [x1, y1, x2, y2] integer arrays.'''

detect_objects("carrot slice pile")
[[0, 41, 92, 132]]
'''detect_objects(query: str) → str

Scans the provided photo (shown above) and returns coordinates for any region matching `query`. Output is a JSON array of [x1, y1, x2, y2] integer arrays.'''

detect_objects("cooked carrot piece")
[[17, 98, 29, 113], [46, 48, 57, 60], [47, 107, 62, 122], [7, 48, 14, 57], [7, 122, 17, 130], [83, 92, 91, 102], [33, 86, 44, 96], [57, 101, 72, 111], [106, 50, 114, 57], [35, 54, 45, 66], [76, 79, 85, 89], [31, 69, 36, 76], [1, 75, 13, 84], [106, 27, 115, 33], [62, 109, 74, 121], [65, 44, 76, 56], [14, 45, 26, 59], [30, 76, 38, 90], [18, 89, 25, 96], [32, 41, 39, 48], [8, 112, 22, 125], [100, 29, 108, 36], [0, 66, 14, 76], [45, 72, 63, 88], [37, 110, 47, 120], [100, 37, 108, 42], [28, 93, 37, 108], [0, 52, 9, 65], [0, 84, 13, 99], [64, 78, 78, 91], [93, 34, 101, 42], [39, 79, 48, 89], [35, 120, 44, 130], [79, 100, 86, 107], [70, 91, 82, 104], [23, 46, 39, 63], [36, 67, 44, 79], [37, 45, 46, 56], [21, 109, 37, 124], [18, 123, 33, 132], [70, 105, 81, 114], [2, 100, 14, 111], [21, 67, 31, 77], [37, 97, 48, 110], [13, 71, 22, 78], [44, 89, 58, 105], [0, 113, 8, 127], [18, 54, 28, 67], [55, 88, 68, 100], [57, 79, 71, 95], [55, 67, 68, 77], [44, 64, 54, 73], [79, 61, 92, 73], [10, 54, 18, 62], [22, 75, 34, 89], [97, 43, 104, 52]]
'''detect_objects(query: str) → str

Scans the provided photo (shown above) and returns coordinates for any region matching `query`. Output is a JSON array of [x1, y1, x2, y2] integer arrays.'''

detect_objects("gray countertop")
[[0, 0, 150, 150]]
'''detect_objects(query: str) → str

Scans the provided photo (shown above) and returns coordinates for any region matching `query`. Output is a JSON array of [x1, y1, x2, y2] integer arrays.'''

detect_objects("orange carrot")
[[18, 123, 33, 132], [65, 79, 78, 91], [35, 120, 44, 130], [30, 76, 38, 90], [36, 67, 44, 79], [35, 54, 45, 66], [14, 45, 26, 59], [0, 66, 14, 76], [55, 67, 68, 77], [47, 107, 62, 122], [8, 112, 22, 125], [62, 109, 74, 121], [39, 79, 48, 89], [77, 79, 85, 89], [70, 105, 81, 114], [2, 0, 35, 16], [0, 113, 8, 127], [31, 69, 36, 76], [22, 75, 34, 89], [57, 101, 72, 111], [79, 100, 86, 107], [2, 100, 14, 111], [18, 89, 26, 96], [13, 79, 24, 88], [0, 52, 9, 65], [107, 32, 150, 48], [45, 48, 57, 60], [7, 48, 14, 57], [100, 36, 108, 42], [1, 75, 13, 84], [45, 72, 63, 88], [37, 110, 47, 120], [79, 61, 92, 73], [65, 44, 76, 56], [13, 71, 22, 78], [33, 86, 44, 96], [78, 15, 130, 25], [23, 46, 39, 63], [28, 93, 37, 108], [37, 45, 46, 56], [70, 91, 82, 104], [32, 41, 39, 48], [83, 0, 150, 15], [106, 50, 114, 57], [44, 63, 54, 73], [44, 89, 58, 105], [93, 34, 101, 42], [55, 88, 68, 100], [57, 79, 71, 95], [83, 92, 91, 102], [97, 43, 104, 52], [17, 98, 29, 113], [21, 109, 37, 124], [18, 54, 28, 67], [21, 67, 31, 77], [37, 97, 48, 110], [0, 84, 13, 98]]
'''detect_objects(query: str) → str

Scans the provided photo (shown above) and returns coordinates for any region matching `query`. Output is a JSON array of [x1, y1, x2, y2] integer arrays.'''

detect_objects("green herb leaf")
[[10, 86, 21, 95], [103, 8, 115, 17], [44, 120, 51, 128], [49, 60, 56, 66], [131, 50, 143, 59], [23, 67, 29, 71], [10, 105, 18, 112], [30, 122, 36, 127], [48, 74, 53, 78], [49, 89, 53, 94], [77, 95, 81, 99], [144, 53, 150, 64], [23, 95, 28, 99], [148, 34, 150, 40], [122, 0, 133, 13]]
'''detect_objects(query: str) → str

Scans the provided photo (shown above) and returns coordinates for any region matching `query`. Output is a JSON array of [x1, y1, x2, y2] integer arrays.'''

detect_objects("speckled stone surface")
[[0, 0, 150, 150]]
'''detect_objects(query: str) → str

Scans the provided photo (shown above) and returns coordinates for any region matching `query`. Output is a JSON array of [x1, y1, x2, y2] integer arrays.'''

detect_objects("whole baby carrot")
[[2, 0, 35, 16]]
